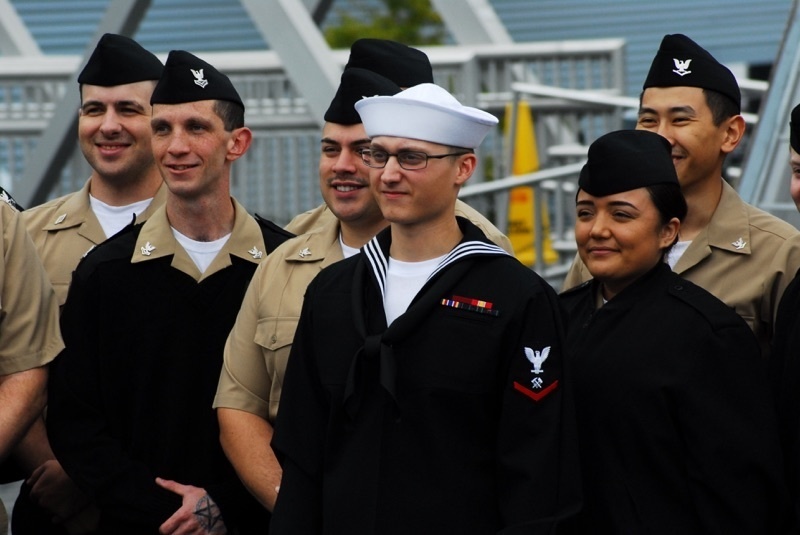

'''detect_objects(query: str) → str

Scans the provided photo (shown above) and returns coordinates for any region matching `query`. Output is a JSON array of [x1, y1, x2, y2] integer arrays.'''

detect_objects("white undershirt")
[[171, 227, 231, 274], [89, 195, 153, 239], [338, 233, 360, 259], [384, 254, 446, 325], [666, 240, 691, 269]]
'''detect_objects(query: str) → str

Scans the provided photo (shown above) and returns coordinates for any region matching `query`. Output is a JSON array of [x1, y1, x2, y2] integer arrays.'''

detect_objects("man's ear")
[[720, 114, 745, 155], [454, 153, 477, 187], [227, 127, 253, 161]]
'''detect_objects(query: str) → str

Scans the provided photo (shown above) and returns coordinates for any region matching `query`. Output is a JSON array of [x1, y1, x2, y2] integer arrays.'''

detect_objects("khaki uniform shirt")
[[563, 181, 800, 356], [0, 200, 63, 375], [214, 220, 342, 422], [0, 199, 63, 535], [22, 179, 167, 305], [285, 200, 515, 254], [131, 198, 268, 282]]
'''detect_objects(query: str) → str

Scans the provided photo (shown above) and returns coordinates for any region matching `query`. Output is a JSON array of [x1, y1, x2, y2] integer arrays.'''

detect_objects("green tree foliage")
[[324, 0, 446, 48]]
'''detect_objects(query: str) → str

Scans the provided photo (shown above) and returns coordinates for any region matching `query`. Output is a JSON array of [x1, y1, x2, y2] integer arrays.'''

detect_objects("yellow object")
[[504, 101, 558, 265]]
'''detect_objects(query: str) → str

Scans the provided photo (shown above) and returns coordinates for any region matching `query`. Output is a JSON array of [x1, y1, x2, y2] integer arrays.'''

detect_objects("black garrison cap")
[[78, 33, 163, 86], [791, 103, 800, 153], [324, 68, 401, 125], [150, 50, 243, 108], [579, 130, 678, 197], [643, 34, 741, 113], [344, 38, 433, 88]]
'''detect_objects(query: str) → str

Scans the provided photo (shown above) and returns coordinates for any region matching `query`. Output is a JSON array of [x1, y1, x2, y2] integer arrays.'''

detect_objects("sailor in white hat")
[[270, 84, 580, 534], [355, 83, 497, 267]]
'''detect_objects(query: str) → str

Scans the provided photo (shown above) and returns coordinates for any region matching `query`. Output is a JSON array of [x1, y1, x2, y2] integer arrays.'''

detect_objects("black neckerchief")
[[343, 217, 509, 419]]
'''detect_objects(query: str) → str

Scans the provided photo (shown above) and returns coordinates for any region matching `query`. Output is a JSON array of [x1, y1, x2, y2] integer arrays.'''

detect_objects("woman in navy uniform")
[[560, 130, 788, 534], [770, 103, 800, 532]]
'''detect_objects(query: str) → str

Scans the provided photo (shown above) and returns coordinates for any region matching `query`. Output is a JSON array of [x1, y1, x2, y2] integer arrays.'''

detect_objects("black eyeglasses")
[[361, 149, 470, 170]]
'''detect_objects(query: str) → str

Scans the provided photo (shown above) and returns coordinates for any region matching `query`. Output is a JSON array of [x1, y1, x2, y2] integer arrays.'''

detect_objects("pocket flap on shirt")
[[254, 317, 300, 351]]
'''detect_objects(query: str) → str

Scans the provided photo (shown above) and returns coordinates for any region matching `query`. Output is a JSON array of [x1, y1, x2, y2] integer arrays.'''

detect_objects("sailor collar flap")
[[343, 217, 509, 419], [362, 216, 510, 302]]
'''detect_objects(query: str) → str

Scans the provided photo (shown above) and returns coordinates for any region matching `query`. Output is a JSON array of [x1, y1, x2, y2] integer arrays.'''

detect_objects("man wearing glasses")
[[363, 148, 472, 168], [214, 42, 510, 514], [269, 83, 580, 534]]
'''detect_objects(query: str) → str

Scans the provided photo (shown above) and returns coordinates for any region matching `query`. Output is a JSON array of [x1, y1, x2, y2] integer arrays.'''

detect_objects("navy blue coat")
[[47, 215, 291, 534], [560, 263, 789, 534], [271, 218, 581, 534], [771, 266, 800, 532]]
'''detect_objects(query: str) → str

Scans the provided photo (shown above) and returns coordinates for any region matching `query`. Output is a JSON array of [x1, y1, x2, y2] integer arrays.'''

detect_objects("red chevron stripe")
[[513, 380, 559, 402]]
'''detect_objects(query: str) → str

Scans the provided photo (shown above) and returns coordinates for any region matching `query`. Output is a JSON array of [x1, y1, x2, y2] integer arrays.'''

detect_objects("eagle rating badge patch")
[[191, 68, 208, 88], [513, 345, 558, 402], [672, 58, 692, 77]]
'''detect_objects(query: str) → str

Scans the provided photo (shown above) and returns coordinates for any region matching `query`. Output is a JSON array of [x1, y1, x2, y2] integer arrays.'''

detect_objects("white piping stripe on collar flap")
[[362, 238, 509, 301]]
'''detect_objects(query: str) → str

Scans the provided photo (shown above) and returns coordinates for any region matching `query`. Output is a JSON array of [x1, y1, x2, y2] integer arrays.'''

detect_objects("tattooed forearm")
[[194, 494, 226, 534]]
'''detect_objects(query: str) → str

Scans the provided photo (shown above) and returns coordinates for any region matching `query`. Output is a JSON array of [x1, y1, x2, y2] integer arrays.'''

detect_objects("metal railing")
[[459, 162, 583, 285], [476, 74, 769, 287], [0, 39, 627, 227], [2, 36, 773, 289]]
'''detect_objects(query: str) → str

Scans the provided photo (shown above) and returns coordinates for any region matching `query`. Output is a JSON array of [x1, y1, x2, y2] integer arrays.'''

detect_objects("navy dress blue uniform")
[[771, 266, 800, 531], [770, 103, 800, 534], [560, 263, 788, 534], [47, 212, 291, 534], [271, 217, 581, 534]]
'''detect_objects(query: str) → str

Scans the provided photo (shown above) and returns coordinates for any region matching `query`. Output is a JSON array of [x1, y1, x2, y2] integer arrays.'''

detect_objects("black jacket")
[[771, 265, 800, 533], [47, 215, 291, 534], [271, 218, 581, 534], [560, 263, 789, 534]]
